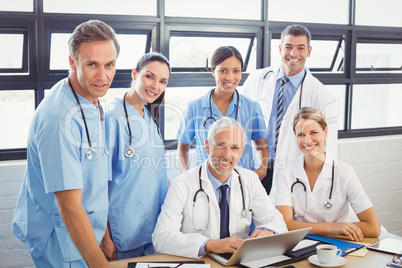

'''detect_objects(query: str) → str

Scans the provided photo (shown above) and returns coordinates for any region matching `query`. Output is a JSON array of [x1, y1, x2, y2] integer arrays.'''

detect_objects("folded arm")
[[277, 205, 380, 242]]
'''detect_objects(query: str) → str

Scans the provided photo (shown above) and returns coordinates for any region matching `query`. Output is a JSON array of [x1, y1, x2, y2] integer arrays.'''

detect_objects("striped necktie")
[[275, 76, 289, 150]]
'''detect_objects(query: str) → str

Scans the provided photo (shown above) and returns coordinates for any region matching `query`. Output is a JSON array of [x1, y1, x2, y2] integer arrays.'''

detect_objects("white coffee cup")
[[316, 244, 342, 264]]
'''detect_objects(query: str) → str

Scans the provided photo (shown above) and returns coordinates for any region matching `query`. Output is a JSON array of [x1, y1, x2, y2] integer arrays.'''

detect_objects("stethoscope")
[[291, 160, 335, 218], [68, 78, 108, 160], [123, 92, 135, 158], [122, 92, 163, 158], [203, 89, 240, 128], [263, 69, 307, 109], [192, 165, 250, 231]]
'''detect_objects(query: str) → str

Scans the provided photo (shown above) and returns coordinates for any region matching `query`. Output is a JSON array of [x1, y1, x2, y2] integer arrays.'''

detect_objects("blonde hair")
[[293, 107, 327, 133]]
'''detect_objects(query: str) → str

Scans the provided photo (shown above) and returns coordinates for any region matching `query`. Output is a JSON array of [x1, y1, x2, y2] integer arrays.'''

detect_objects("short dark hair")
[[281, 24, 312, 48], [68, 20, 120, 60], [211, 46, 244, 71]]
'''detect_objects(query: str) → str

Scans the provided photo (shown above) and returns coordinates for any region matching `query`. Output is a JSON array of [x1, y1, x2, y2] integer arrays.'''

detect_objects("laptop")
[[208, 227, 312, 267]]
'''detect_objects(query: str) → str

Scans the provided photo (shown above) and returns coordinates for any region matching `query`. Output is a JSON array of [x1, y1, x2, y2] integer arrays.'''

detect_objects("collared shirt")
[[267, 69, 305, 161], [275, 154, 373, 222], [207, 166, 232, 205], [199, 166, 233, 256]]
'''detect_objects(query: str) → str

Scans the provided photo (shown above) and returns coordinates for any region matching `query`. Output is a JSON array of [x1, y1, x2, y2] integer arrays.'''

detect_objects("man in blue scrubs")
[[12, 20, 120, 267]]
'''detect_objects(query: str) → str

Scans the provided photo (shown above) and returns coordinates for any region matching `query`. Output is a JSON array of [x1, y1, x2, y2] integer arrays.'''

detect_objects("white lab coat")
[[242, 66, 339, 202], [152, 161, 288, 259], [275, 154, 373, 223]]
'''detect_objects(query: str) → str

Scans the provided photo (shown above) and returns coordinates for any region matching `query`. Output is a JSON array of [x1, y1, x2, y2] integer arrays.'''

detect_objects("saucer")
[[308, 254, 347, 267]]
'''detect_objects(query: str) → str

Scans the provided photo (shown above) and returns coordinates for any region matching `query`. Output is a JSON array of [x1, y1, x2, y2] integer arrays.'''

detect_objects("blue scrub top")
[[12, 79, 109, 262], [106, 97, 169, 252], [177, 89, 268, 170]]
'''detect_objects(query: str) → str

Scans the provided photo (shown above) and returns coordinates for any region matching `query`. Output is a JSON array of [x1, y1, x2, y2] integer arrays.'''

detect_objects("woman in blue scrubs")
[[101, 52, 170, 260], [177, 46, 269, 180]]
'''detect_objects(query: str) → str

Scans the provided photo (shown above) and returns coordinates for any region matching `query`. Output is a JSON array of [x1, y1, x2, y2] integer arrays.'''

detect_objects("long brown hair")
[[135, 52, 171, 127]]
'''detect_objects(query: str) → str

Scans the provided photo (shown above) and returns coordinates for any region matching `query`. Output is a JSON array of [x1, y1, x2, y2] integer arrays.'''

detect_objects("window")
[[165, 0, 261, 20], [352, 84, 402, 129], [0, 32, 27, 73], [0, 0, 33, 12], [169, 35, 257, 73], [268, 0, 349, 24], [356, 43, 402, 73], [0, 90, 35, 150], [43, 0, 156, 16], [356, 0, 402, 27]]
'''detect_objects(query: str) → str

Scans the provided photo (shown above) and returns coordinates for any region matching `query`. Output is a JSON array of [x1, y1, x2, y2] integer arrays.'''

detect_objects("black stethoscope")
[[291, 160, 335, 218], [263, 69, 307, 109], [192, 165, 250, 231], [123, 92, 135, 158], [68, 78, 108, 160], [203, 89, 240, 128], [122, 92, 163, 158]]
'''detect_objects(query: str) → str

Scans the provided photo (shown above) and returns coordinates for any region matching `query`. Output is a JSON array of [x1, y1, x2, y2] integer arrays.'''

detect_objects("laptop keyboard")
[[218, 252, 233, 260]]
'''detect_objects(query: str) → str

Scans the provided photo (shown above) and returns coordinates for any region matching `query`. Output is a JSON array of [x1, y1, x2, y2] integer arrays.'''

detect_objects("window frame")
[[1, 0, 402, 160]]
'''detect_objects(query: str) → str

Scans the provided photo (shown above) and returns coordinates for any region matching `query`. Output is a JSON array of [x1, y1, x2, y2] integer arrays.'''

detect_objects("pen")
[[343, 247, 357, 254]]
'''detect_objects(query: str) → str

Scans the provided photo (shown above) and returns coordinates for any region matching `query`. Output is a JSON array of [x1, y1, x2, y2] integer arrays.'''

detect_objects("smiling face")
[[205, 127, 245, 183], [69, 40, 118, 105], [132, 61, 170, 105], [279, 34, 312, 76], [212, 56, 242, 95], [294, 118, 328, 161]]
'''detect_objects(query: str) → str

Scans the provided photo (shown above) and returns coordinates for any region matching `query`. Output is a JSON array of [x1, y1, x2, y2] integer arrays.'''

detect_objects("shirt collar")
[[295, 153, 334, 181], [277, 68, 306, 89], [207, 164, 232, 191], [201, 89, 214, 108], [201, 88, 241, 109]]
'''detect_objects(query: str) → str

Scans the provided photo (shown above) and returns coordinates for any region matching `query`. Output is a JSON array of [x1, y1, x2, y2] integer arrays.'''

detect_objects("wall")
[[1, 135, 401, 267]]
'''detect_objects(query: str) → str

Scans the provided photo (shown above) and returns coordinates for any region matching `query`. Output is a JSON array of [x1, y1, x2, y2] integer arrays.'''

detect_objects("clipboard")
[[128, 261, 206, 268], [305, 235, 365, 256]]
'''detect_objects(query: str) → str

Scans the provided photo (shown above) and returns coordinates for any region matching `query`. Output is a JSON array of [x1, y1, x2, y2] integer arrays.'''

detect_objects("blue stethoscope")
[[203, 88, 240, 128], [192, 165, 249, 231], [291, 161, 335, 218], [263, 69, 307, 109], [68, 78, 108, 160]]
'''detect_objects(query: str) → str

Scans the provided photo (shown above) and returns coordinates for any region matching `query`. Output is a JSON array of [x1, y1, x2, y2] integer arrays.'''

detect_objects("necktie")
[[275, 76, 289, 150], [219, 184, 229, 238]]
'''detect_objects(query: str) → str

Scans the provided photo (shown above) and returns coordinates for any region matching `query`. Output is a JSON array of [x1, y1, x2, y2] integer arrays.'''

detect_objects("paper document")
[[292, 239, 319, 251], [133, 263, 210, 268]]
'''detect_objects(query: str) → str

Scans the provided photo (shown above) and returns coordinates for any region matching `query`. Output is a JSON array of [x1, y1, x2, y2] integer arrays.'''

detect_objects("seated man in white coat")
[[152, 117, 287, 258]]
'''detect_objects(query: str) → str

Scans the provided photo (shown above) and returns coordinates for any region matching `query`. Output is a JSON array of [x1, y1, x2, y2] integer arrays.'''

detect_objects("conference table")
[[109, 237, 394, 268]]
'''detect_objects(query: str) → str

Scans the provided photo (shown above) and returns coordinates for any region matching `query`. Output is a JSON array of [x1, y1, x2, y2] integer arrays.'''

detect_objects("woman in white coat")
[[275, 107, 380, 241]]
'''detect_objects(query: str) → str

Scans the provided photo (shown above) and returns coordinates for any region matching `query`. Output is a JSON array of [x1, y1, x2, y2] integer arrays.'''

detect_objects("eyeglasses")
[[388, 254, 402, 268]]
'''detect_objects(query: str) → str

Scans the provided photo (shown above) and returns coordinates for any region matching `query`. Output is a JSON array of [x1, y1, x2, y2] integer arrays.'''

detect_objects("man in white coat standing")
[[152, 117, 287, 258], [242, 24, 338, 196]]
